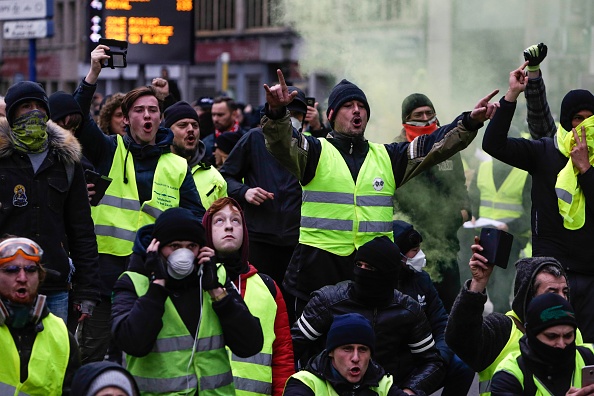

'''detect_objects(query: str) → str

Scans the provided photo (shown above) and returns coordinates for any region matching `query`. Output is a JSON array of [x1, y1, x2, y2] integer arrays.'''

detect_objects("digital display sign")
[[88, 0, 194, 65]]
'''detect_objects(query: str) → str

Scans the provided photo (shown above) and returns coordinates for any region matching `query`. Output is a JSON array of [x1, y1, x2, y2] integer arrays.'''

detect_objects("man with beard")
[[262, 69, 498, 318], [0, 237, 80, 395], [491, 293, 594, 395], [202, 96, 247, 164], [292, 236, 445, 395], [164, 101, 227, 209]]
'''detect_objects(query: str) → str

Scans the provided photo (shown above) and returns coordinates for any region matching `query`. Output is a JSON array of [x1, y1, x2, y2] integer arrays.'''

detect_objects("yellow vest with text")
[[192, 163, 227, 209], [300, 139, 396, 256], [229, 274, 276, 396], [0, 313, 69, 396], [289, 370, 394, 396], [478, 310, 585, 395], [125, 270, 234, 396], [92, 135, 187, 256], [477, 161, 528, 223], [495, 344, 594, 395]]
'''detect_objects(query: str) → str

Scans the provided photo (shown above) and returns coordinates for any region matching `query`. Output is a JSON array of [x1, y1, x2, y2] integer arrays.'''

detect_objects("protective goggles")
[[0, 238, 43, 266]]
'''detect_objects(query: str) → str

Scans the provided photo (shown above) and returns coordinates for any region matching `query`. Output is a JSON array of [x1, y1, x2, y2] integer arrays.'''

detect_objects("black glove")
[[146, 251, 167, 281], [201, 257, 223, 291], [523, 43, 548, 72]]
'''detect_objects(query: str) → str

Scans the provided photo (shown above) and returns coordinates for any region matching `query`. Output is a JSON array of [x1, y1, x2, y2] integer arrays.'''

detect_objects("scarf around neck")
[[555, 116, 594, 230]]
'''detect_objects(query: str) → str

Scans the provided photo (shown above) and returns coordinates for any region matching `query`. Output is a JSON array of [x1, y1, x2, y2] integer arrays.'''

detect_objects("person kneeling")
[[284, 313, 409, 395]]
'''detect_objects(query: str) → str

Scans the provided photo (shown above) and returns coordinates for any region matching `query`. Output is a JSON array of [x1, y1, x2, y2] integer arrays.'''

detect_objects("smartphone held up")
[[98, 38, 128, 69]]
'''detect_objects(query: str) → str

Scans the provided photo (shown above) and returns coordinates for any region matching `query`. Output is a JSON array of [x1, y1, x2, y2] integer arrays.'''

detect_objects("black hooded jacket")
[[445, 257, 566, 372], [0, 118, 100, 303]]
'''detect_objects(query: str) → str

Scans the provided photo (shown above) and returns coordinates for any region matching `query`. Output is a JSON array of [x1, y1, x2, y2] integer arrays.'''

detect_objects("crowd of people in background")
[[0, 40, 593, 396]]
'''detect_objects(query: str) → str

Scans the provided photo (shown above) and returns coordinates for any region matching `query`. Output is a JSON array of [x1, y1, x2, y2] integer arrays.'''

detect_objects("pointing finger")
[[277, 69, 287, 88], [482, 89, 500, 103]]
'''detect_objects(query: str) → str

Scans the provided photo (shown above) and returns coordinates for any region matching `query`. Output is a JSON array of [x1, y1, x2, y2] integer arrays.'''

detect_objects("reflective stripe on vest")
[[497, 344, 594, 395], [478, 311, 524, 396], [0, 313, 69, 396], [92, 134, 187, 256], [477, 161, 528, 223], [290, 370, 394, 395], [192, 163, 227, 210], [300, 139, 396, 255], [230, 274, 276, 396], [125, 270, 234, 396]]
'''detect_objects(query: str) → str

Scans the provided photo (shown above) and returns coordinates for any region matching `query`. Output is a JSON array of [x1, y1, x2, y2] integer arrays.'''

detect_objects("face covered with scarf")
[[11, 103, 49, 153], [401, 93, 438, 142], [353, 236, 400, 306]]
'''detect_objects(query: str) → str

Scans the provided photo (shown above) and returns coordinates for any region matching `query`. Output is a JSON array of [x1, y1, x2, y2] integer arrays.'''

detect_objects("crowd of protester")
[[0, 41, 593, 396]]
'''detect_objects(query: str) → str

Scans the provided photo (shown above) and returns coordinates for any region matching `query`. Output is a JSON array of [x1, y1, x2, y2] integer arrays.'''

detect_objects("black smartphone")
[[479, 228, 514, 269], [84, 169, 113, 206], [98, 38, 128, 69], [305, 97, 315, 107]]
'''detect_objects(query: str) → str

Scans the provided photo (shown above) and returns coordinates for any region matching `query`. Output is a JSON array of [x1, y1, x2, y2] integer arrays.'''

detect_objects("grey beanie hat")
[[87, 370, 136, 396]]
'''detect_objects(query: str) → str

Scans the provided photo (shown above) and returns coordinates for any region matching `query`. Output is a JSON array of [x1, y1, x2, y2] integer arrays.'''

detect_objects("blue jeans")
[[45, 290, 69, 324]]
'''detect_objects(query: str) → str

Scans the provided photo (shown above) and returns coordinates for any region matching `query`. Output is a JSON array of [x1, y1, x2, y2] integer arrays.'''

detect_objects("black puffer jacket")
[[283, 350, 408, 396], [291, 281, 445, 396], [0, 118, 100, 303]]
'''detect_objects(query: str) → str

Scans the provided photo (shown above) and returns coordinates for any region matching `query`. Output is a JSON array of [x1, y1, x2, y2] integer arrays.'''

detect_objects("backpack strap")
[[257, 272, 277, 299], [578, 346, 594, 365]]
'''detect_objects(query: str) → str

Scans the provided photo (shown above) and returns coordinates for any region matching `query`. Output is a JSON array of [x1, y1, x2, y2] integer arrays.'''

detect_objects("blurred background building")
[[1, 0, 593, 134]]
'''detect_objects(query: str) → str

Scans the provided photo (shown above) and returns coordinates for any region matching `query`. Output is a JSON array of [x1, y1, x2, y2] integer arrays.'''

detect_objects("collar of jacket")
[[0, 117, 81, 165]]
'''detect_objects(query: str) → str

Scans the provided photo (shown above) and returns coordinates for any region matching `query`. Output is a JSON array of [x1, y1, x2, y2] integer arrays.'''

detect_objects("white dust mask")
[[167, 248, 196, 279], [406, 250, 427, 272]]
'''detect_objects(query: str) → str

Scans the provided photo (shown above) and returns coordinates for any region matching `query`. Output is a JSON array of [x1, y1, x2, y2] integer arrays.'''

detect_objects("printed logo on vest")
[[373, 177, 384, 191], [13, 185, 28, 207]]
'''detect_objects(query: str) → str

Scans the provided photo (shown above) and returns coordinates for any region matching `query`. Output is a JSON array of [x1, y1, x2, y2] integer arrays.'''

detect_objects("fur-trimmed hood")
[[0, 116, 82, 164]]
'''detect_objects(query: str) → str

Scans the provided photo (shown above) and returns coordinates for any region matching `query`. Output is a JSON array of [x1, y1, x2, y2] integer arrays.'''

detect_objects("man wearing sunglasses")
[[0, 237, 80, 395]]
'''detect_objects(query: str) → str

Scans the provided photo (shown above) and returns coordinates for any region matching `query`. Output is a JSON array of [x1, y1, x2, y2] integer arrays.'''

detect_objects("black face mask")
[[528, 334, 576, 367], [352, 267, 396, 306]]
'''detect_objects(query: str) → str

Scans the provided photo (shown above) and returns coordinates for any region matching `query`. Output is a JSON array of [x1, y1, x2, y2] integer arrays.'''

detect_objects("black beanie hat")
[[215, 132, 242, 154], [326, 79, 370, 126], [153, 207, 206, 247], [392, 220, 423, 254], [164, 101, 200, 128], [287, 86, 307, 115], [355, 236, 400, 274], [401, 93, 435, 123], [5, 81, 50, 126], [326, 313, 375, 353], [525, 293, 576, 337], [559, 89, 594, 132], [48, 91, 83, 122]]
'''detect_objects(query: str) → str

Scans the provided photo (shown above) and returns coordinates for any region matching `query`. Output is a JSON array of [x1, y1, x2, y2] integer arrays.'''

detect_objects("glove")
[[523, 43, 548, 72], [201, 257, 223, 291], [146, 251, 167, 281], [74, 300, 96, 316]]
